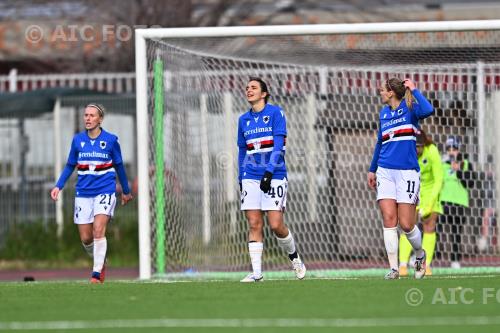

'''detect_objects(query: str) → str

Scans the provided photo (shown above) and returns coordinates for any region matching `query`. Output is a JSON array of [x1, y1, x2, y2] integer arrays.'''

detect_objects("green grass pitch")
[[0, 275, 499, 332]]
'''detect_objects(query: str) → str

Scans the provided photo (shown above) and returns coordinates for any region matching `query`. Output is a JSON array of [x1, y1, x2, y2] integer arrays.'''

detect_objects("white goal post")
[[136, 20, 500, 280]]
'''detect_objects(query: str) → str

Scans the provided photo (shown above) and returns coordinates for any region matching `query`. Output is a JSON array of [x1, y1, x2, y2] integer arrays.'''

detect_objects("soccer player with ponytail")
[[367, 78, 434, 279]]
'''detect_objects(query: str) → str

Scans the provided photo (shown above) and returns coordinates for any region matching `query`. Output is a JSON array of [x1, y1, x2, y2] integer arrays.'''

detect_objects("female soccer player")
[[237, 77, 306, 282], [367, 78, 434, 279], [50, 104, 133, 283], [399, 130, 443, 276]]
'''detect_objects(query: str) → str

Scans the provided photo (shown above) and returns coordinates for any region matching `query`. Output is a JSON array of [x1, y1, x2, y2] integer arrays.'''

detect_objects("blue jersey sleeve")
[[237, 118, 246, 148], [56, 137, 78, 189], [238, 146, 246, 182], [237, 118, 247, 182], [111, 136, 124, 165], [369, 127, 382, 173], [66, 136, 78, 165], [273, 108, 287, 136], [111, 138, 130, 193], [411, 89, 434, 119], [115, 162, 130, 194]]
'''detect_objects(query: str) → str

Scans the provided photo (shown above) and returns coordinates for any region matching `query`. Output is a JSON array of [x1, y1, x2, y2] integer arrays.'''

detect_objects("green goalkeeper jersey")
[[418, 144, 443, 205]]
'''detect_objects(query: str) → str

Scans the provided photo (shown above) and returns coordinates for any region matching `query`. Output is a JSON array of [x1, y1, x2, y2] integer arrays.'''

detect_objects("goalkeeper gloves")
[[260, 171, 273, 193]]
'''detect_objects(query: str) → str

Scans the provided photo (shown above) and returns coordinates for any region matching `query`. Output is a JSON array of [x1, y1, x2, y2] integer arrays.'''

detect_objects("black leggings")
[[441, 203, 467, 262]]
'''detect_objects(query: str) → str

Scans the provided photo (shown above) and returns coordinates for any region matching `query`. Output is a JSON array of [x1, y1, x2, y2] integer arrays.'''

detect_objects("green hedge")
[[0, 208, 138, 269]]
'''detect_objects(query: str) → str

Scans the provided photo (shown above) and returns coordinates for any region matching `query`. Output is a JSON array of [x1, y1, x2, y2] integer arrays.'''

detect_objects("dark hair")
[[385, 78, 413, 109], [248, 77, 270, 103], [416, 129, 433, 147]]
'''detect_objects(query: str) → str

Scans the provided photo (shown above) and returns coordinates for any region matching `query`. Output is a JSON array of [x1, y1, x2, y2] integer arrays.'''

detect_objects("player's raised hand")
[[367, 172, 377, 190], [121, 193, 133, 206], [403, 78, 416, 91], [50, 187, 60, 201]]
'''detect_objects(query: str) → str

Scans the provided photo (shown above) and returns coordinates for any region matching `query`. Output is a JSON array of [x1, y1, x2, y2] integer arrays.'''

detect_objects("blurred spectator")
[[399, 130, 443, 276], [439, 136, 474, 269], [477, 155, 497, 253]]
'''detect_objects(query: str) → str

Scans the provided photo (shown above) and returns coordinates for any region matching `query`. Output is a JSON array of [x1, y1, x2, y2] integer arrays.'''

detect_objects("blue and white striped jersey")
[[237, 103, 287, 181], [57, 129, 125, 197], [369, 89, 434, 172]]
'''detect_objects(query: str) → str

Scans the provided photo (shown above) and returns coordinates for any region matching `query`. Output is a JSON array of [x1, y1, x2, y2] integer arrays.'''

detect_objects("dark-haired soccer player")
[[237, 77, 306, 282]]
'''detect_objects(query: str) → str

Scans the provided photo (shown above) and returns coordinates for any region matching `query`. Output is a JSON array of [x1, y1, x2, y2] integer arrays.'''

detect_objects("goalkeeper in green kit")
[[399, 130, 443, 276]]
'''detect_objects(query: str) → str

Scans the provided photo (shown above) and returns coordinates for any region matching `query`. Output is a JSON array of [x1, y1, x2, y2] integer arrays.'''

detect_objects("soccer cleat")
[[414, 250, 427, 279], [425, 266, 432, 276], [399, 265, 408, 277], [90, 271, 102, 284], [384, 268, 400, 280], [240, 273, 263, 283], [291, 257, 306, 280]]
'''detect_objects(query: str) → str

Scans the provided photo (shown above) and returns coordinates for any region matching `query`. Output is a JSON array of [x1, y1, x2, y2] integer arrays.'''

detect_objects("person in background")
[[477, 154, 497, 253], [399, 130, 443, 276], [439, 136, 473, 269]]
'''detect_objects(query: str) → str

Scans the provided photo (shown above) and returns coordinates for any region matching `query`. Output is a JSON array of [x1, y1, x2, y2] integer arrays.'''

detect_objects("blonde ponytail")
[[404, 89, 413, 110]]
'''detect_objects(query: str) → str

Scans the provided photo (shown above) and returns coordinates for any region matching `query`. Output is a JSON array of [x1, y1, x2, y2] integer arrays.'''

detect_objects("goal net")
[[136, 21, 500, 280]]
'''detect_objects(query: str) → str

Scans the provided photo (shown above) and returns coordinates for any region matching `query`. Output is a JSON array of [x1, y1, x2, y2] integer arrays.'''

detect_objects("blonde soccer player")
[[50, 104, 133, 283], [367, 78, 434, 279]]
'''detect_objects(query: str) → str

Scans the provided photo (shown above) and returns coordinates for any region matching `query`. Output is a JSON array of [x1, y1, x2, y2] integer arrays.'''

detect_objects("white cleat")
[[291, 257, 306, 280], [414, 250, 427, 279], [240, 273, 263, 283], [384, 269, 400, 280]]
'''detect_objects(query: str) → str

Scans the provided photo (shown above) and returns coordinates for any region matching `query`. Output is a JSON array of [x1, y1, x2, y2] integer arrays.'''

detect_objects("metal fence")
[[0, 87, 137, 245]]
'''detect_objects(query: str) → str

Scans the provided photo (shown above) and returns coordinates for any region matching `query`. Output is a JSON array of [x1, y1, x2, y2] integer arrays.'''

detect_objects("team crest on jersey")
[[81, 142, 85, 148], [397, 108, 403, 115], [246, 120, 250, 126], [422, 158, 428, 165], [100, 141, 106, 149], [263, 116, 270, 124]]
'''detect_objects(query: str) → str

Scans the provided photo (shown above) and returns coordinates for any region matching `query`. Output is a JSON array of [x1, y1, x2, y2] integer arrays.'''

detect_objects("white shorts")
[[376, 167, 420, 205], [74, 193, 117, 224], [241, 178, 287, 211]]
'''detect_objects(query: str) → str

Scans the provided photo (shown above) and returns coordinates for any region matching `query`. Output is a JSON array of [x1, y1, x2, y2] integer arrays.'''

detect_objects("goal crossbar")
[[135, 20, 500, 280]]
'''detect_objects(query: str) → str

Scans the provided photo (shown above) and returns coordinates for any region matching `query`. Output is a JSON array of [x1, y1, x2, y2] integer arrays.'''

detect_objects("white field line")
[[1, 316, 500, 330]]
